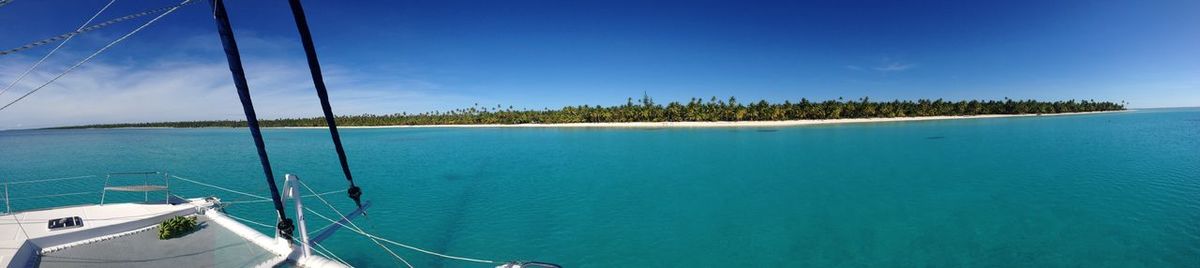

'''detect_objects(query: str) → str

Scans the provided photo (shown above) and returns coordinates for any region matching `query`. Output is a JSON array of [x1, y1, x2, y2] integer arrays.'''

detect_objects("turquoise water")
[[2, 109, 1198, 267]]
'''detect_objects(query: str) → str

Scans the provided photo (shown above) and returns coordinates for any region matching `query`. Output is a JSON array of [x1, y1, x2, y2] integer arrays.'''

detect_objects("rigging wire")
[[296, 180, 413, 268], [223, 212, 275, 229], [220, 190, 343, 205], [170, 175, 271, 201], [300, 183, 560, 267], [169, 177, 358, 262], [227, 208, 352, 267], [0, 0, 195, 112], [306, 205, 416, 268], [8, 213, 30, 245], [307, 217, 339, 236], [0, 0, 200, 57], [284, 0, 365, 210], [313, 242, 353, 267], [3, 175, 98, 185], [0, 0, 116, 98], [2, 191, 95, 201], [208, 0, 294, 242], [220, 199, 275, 205], [297, 180, 508, 265], [302, 206, 498, 265]]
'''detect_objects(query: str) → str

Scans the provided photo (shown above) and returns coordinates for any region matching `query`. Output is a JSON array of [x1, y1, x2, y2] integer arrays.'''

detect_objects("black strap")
[[285, 0, 364, 209], [210, 0, 293, 241]]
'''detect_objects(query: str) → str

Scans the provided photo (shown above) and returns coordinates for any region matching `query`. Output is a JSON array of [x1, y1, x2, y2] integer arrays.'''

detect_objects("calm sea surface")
[[2, 108, 1198, 267]]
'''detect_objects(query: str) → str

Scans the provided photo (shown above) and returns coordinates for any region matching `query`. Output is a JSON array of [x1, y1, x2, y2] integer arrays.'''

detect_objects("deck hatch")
[[47, 216, 83, 230]]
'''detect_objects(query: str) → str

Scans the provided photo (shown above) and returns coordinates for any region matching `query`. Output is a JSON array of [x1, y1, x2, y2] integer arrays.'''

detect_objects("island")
[[50, 96, 1126, 129]]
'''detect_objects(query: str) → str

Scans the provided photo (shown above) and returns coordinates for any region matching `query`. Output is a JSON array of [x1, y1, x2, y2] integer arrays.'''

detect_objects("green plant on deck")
[[157, 215, 197, 240]]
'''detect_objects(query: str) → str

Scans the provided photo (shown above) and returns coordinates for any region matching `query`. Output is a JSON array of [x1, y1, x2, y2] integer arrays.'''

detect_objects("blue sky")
[[0, 0, 1197, 128]]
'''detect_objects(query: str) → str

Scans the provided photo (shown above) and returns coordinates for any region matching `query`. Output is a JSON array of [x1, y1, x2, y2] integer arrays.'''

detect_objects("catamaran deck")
[[0, 171, 365, 268], [0, 199, 207, 267], [0, 170, 529, 268], [38, 216, 277, 267], [0, 195, 349, 268]]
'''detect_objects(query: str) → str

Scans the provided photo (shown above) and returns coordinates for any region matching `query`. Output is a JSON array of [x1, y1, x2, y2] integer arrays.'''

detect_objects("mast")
[[285, 0, 364, 209], [209, 0, 293, 241]]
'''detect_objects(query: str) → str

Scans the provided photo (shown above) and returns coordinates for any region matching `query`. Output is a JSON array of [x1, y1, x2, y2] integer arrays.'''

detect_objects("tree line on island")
[[51, 96, 1125, 128]]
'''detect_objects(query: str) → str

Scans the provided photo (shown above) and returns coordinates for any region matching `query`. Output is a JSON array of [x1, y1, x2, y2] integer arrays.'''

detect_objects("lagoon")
[[1, 108, 1197, 267]]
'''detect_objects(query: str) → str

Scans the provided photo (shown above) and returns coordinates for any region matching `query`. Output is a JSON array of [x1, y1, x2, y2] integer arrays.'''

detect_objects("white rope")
[[307, 218, 339, 236], [305, 195, 365, 235], [0, 0, 193, 112], [303, 206, 414, 267], [310, 244, 342, 265], [0, 0, 117, 98], [9, 210, 30, 243], [3, 191, 96, 201], [0, 0, 200, 57], [4, 175, 97, 185], [222, 199, 274, 204], [307, 189, 345, 198], [296, 181, 499, 265], [223, 212, 275, 229], [224, 190, 341, 205], [313, 242, 353, 267], [310, 243, 340, 263], [170, 175, 271, 201], [302, 206, 500, 264], [296, 180, 414, 268]]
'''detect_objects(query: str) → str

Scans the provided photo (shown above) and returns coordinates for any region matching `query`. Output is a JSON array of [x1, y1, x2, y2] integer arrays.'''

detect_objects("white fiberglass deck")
[[0, 198, 298, 268], [38, 216, 277, 267], [0, 199, 206, 267]]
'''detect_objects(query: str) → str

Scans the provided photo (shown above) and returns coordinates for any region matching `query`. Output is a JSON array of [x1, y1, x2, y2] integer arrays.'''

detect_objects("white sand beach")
[[281, 110, 1126, 129]]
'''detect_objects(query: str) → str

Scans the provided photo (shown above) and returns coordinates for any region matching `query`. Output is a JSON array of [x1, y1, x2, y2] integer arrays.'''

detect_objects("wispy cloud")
[[0, 35, 470, 129], [873, 62, 916, 72], [846, 58, 918, 73]]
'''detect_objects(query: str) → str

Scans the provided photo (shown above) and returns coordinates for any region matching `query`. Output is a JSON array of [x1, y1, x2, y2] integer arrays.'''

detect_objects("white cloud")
[[0, 37, 470, 129], [846, 58, 917, 73], [873, 62, 916, 72]]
